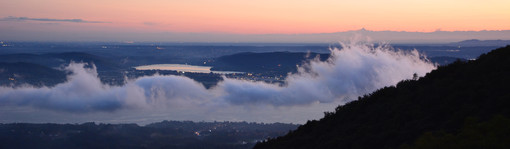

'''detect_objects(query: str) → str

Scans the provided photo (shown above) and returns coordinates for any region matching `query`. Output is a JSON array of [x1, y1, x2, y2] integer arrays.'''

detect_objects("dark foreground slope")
[[255, 45, 510, 149]]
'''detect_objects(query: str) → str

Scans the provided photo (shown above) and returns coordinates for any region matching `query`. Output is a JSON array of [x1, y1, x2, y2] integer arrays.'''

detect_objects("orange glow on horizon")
[[1, 0, 509, 34]]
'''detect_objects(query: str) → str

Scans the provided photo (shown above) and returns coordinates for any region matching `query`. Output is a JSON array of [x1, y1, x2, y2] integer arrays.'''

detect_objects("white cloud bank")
[[0, 42, 435, 124]]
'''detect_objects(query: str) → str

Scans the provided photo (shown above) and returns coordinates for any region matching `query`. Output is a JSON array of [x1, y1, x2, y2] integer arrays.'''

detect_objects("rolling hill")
[[211, 52, 329, 74], [0, 52, 123, 71], [211, 51, 465, 76], [0, 52, 126, 86], [0, 62, 67, 87], [254, 45, 510, 149]]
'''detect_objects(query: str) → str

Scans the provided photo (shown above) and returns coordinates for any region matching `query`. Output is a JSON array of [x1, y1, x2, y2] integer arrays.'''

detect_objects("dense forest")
[[0, 121, 298, 149], [254, 45, 510, 149]]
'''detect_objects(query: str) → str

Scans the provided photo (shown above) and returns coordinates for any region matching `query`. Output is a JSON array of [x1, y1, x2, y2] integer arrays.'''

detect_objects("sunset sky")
[[1, 0, 509, 41]]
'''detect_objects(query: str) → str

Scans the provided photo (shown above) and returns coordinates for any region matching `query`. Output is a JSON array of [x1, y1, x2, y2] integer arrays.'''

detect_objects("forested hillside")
[[255, 45, 510, 149]]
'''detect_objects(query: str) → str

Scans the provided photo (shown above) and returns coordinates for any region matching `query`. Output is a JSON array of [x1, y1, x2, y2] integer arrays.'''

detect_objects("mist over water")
[[218, 43, 435, 106], [0, 42, 436, 124]]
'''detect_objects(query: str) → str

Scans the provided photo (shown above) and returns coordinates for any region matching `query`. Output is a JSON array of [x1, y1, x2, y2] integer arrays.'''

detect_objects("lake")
[[134, 64, 243, 74]]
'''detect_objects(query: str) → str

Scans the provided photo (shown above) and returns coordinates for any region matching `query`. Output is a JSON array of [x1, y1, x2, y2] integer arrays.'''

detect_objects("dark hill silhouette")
[[0, 52, 126, 85], [211, 52, 329, 73], [43, 52, 123, 71], [254, 45, 510, 149], [0, 52, 123, 71], [448, 39, 510, 47], [211, 52, 463, 75], [0, 62, 67, 87]]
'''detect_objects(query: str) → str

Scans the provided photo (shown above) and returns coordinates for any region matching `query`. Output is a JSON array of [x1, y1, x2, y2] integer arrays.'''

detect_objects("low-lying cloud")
[[0, 63, 211, 112], [218, 43, 434, 106], [0, 42, 436, 123], [1, 16, 109, 23]]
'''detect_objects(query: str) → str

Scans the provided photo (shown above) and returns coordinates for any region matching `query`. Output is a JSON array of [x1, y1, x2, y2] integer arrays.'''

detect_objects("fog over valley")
[[0, 42, 435, 124], [2, 0, 509, 148]]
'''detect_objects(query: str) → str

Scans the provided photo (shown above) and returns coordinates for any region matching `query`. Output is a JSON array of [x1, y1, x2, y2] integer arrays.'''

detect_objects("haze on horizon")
[[1, 0, 510, 43]]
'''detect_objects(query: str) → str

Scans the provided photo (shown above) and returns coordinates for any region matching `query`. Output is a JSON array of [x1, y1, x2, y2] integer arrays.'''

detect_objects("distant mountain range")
[[153, 29, 510, 43], [447, 39, 510, 47], [290, 29, 510, 44], [254, 46, 510, 148], [4, 28, 510, 43]]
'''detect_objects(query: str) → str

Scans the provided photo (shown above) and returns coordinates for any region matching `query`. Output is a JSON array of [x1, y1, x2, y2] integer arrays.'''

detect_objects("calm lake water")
[[134, 64, 243, 74]]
